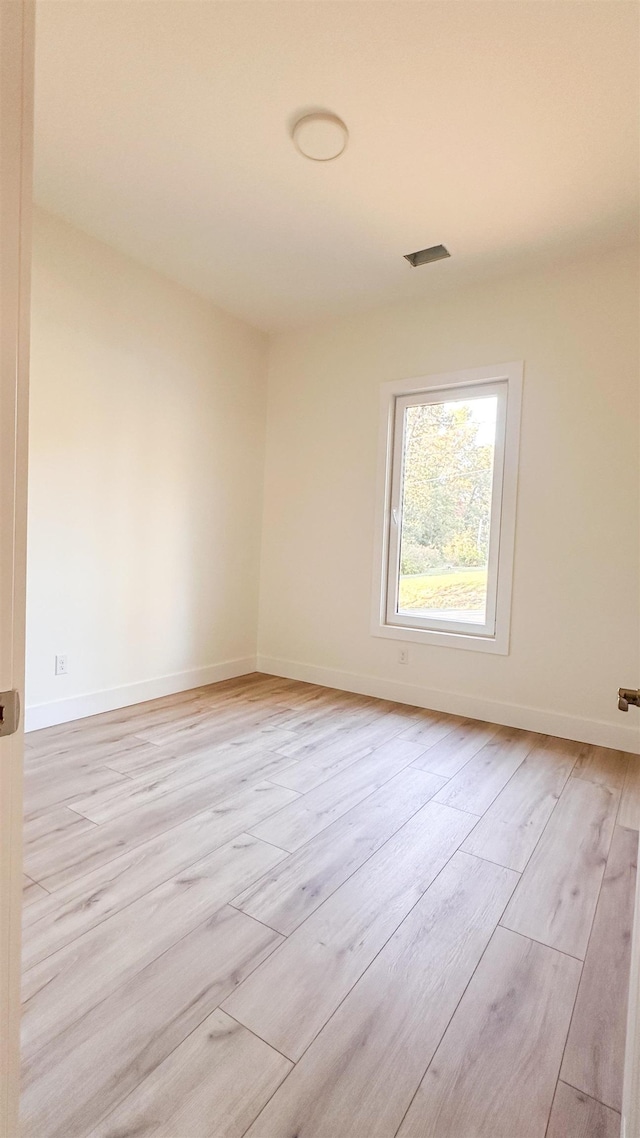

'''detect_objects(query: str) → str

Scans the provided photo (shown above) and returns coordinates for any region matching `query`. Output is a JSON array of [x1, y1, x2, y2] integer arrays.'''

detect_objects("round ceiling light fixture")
[[292, 112, 348, 162]]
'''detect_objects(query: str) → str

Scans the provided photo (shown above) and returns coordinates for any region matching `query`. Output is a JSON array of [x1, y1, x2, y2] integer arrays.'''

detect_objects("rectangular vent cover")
[[404, 244, 450, 268]]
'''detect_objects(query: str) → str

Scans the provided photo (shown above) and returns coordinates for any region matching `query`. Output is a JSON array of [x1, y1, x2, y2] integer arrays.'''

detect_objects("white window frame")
[[371, 361, 523, 655]]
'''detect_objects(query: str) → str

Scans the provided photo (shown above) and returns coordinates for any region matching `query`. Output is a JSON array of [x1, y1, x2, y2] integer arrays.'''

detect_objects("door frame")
[[623, 837, 640, 1138], [0, 1, 34, 1134]]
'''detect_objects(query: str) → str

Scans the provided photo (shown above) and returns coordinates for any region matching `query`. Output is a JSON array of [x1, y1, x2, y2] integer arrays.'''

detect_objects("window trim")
[[371, 361, 523, 655]]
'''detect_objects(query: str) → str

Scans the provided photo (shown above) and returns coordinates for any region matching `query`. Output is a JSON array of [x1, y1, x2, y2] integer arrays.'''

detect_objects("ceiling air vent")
[[404, 244, 451, 268]]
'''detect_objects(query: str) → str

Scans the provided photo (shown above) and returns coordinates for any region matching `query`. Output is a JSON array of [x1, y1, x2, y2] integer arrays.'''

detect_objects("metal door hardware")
[[618, 687, 640, 712], [0, 690, 20, 737]]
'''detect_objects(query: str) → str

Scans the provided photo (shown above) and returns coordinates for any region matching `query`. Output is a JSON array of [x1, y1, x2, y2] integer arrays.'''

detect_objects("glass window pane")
[[396, 394, 498, 625]]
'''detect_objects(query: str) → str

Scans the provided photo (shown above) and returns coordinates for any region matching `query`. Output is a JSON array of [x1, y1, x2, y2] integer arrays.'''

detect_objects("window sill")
[[372, 620, 509, 655]]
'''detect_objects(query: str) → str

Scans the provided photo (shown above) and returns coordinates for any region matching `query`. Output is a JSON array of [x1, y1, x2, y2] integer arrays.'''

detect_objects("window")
[[372, 362, 522, 654]]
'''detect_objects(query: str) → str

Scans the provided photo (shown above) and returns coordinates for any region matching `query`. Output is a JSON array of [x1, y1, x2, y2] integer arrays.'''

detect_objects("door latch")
[[618, 687, 640, 713], [0, 690, 21, 737]]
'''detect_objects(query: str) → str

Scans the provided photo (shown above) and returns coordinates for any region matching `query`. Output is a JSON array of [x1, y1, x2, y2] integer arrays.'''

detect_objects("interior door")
[[0, 2, 34, 1133]]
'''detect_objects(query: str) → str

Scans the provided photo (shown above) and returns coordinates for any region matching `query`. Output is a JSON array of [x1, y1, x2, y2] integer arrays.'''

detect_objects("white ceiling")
[[34, 1, 639, 332]]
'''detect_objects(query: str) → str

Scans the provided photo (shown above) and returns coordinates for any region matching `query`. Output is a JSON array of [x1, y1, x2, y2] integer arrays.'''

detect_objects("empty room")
[[1, 1, 640, 1136]]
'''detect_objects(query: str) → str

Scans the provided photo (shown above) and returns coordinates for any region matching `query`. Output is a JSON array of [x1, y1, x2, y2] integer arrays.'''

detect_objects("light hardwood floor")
[[19, 674, 638, 1138]]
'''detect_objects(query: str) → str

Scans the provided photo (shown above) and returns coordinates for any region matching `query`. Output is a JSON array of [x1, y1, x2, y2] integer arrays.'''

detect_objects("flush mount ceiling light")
[[292, 113, 348, 162], [404, 244, 451, 267]]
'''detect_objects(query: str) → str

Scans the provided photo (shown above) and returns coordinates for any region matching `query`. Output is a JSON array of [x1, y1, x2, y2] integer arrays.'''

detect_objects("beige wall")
[[258, 246, 640, 752], [27, 208, 267, 726]]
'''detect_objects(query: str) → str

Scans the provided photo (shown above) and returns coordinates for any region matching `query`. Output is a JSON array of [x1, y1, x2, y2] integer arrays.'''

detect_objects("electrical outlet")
[[398, 647, 409, 665], [55, 654, 68, 676]]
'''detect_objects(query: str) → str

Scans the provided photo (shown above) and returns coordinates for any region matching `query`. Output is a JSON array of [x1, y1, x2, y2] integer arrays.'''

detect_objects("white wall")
[[26, 208, 267, 728], [27, 216, 639, 751], [258, 246, 640, 752]]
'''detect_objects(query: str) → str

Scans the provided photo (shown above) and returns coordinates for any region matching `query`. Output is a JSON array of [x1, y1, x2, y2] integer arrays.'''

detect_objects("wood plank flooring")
[[396, 926, 582, 1138], [20, 673, 638, 1137], [546, 1083, 622, 1138], [560, 824, 638, 1112]]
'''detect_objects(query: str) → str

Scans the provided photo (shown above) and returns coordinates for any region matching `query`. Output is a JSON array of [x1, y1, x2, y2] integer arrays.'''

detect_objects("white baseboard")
[[25, 657, 257, 732], [256, 654, 640, 754], [26, 650, 639, 752]]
